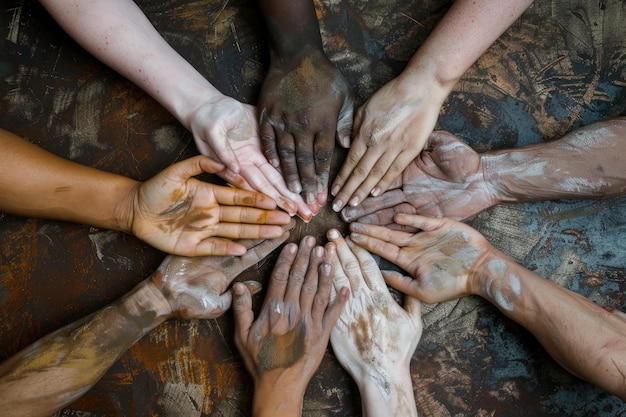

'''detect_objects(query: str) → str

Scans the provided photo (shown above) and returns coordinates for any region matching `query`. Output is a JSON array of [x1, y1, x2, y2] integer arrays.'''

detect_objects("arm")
[[0, 232, 290, 417], [342, 118, 626, 223], [349, 214, 626, 400], [39, 0, 312, 219], [0, 129, 293, 256], [326, 229, 422, 417], [331, 0, 533, 211], [257, 0, 354, 205], [232, 236, 348, 416]]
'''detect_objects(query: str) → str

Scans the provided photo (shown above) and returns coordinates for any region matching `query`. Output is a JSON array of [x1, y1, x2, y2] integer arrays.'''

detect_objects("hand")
[[131, 155, 293, 256], [349, 214, 494, 304], [325, 229, 421, 416], [187, 97, 316, 220], [259, 48, 354, 205], [342, 131, 498, 223], [331, 74, 448, 211], [149, 228, 292, 320], [233, 236, 348, 415]]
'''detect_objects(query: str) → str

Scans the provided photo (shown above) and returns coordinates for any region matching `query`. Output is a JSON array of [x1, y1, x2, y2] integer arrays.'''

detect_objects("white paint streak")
[[485, 259, 521, 312]]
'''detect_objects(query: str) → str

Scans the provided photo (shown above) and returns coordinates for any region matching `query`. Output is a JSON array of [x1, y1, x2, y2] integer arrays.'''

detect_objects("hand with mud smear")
[[232, 236, 349, 416], [341, 131, 497, 224], [0, 233, 291, 417], [350, 214, 626, 401], [130, 155, 294, 256], [326, 229, 421, 417], [258, 47, 354, 206], [188, 100, 317, 221], [348, 214, 492, 304]]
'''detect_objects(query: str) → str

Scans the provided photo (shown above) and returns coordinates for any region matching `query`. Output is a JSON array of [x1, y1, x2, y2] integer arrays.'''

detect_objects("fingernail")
[[270, 158, 280, 168], [331, 185, 340, 196], [315, 246, 324, 257], [350, 232, 362, 241], [350, 222, 364, 232], [332, 200, 343, 212], [242, 280, 262, 295], [349, 196, 360, 207], [321, 263, 331, 275], [304, 192, 315, 204], [289, 181, 302, 194], [328, 229, 339, 239], [371, 187, 380, 197]]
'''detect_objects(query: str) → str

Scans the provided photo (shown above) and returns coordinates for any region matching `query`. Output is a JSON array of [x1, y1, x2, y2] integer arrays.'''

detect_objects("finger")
[[348, 230, 402, 268], [195, 237, 247, 257], [350, 221, 415, 246], [340, 189, 408, 223], [212, 185, 277, 210], [393, 213, 448, 232], [300, 246, 325, 315], [324, 242, 352, 293], [259, 108, 280, 168], [330, 138, 367, 204], [232, 283, 254, 348], [196, 155, 226, 174], [230, 220, 294, 252], [213, 223, 289, 240], [292, 132, 316, 203], [331, 146, 386, 211], [370, 152, 415, 200], [277, 130, 301, 194], [336, 95, 354, 148], [326, 228, 365, 291], [257, 159, 309, 217], [313, 129, 334, 196], [238, 230, 291, 271], [345, 151, 397, 207], [284, 236, 317, 304], [219, 206, 292, 225], [381, 270, 421, 300], [265, 242, 299, 303], [319, 265, 350, 332], [345, 239, 386, 291]]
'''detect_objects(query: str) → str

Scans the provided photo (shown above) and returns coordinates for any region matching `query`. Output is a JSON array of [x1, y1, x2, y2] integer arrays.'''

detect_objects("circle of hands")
[[135, 52, 502, 406]]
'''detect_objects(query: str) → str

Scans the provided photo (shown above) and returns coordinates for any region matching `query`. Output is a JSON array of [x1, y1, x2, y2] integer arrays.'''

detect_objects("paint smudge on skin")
[[257, 322, 305, 372], [484, 259, 521, 312]]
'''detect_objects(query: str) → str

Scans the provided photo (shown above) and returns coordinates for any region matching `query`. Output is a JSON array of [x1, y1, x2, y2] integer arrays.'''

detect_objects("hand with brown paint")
[[349, 214, 626, 400], [258, 48, 354, 206], [348, 214, 492, 304], [341, 131, 496, 224], [257, 0, 354, 207], [38, 0, 313, 221], [232, 236, 349, 417], [325, 229, 421, 417], [0, 231, 292, 417]]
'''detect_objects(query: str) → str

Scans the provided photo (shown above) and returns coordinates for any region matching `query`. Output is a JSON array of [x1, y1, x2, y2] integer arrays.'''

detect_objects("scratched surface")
[[1, 0, 625, 416]]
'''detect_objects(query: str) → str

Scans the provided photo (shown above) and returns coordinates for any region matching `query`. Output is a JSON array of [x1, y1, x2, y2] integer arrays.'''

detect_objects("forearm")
[[357, 369, 417, 417], [0, 280, 171, 417], [0, 129, 137, 231], [39, 0, 222, 126], [473, 250, 626, 400], [401, 0, 532, 94], [483, 118, 626, 202], [257, 0, 323, 57]]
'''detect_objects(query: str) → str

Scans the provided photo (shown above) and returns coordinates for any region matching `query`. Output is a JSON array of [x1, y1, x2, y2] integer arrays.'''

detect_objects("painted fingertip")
[[332, 200, 343, 212], [304, 192, 316, 204], [314, 246, 324, 257], [350, 232, 363, 242], [288, 181, 302, 194], [371, 187, 381, 197], [321, 263, 331, 275], [349, 222, 364, 232]]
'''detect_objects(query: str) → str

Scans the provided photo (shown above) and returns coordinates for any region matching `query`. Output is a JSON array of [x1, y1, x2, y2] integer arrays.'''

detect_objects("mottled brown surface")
[[1, 0, 626, 416]]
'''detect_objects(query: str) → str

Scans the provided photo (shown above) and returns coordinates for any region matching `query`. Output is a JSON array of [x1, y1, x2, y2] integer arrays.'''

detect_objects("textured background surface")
[[1, 0, 625, 415]]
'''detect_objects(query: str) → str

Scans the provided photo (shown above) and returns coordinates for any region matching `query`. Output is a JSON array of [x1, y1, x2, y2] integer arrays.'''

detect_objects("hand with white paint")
[[38, 0, 313, 220], [257, 0, 354, 206], [341, 130, 495, 224], [349, 214, 626, 401], [330, 0, 534, 212], [0, 232, 291, 417], [232, 236, 349, 417], [325, 229, 421, 417]]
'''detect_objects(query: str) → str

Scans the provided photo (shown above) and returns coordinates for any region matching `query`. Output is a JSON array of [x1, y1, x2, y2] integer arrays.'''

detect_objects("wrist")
[[356, 368, 417, 417], [119, 279, 172, 329], [114, 180, 141, 235], [470, 250, 523, 312], [253, 373, 306, 417]]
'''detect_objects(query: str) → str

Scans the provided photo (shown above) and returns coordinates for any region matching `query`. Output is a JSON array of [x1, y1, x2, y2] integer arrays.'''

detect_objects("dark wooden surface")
[[1, 1, 625, 416]]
